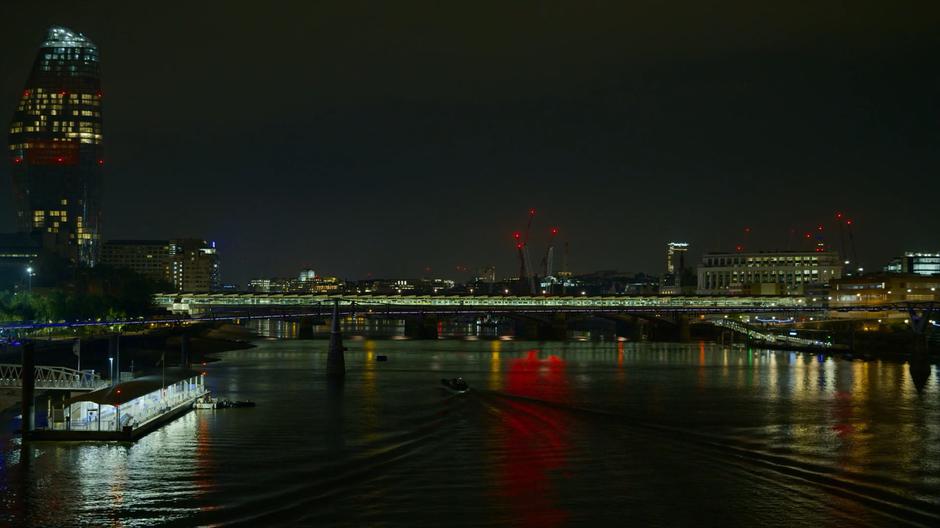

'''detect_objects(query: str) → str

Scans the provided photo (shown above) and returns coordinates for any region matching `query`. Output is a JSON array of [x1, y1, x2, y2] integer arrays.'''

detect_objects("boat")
[[193, 395, 221, 409], [194, 396, 256, 409], [441, 377, 470, 394], [224, 400, 256, 408]]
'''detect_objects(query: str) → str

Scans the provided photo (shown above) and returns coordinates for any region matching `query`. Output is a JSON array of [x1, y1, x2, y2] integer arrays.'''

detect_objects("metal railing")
[[0, 364, 106, 391]]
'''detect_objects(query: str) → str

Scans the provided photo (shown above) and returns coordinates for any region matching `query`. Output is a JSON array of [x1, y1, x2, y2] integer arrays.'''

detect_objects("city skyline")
[[1, 2, 937, 284]]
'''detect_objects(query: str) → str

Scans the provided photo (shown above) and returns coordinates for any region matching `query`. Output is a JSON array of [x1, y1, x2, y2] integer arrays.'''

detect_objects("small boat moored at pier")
[[441, 377, 470, 394]]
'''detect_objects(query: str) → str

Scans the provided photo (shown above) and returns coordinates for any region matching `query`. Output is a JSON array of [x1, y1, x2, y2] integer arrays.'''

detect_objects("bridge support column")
[[20, 342, 35, 438], [511, 316, 566, 341], [327, 300, 346, 378], [633, 317, 647, 342], [541, 313, 568, 341], [298, 317, 315, 339], [678, 315, 692, 343], [405, 316, 439, 339]]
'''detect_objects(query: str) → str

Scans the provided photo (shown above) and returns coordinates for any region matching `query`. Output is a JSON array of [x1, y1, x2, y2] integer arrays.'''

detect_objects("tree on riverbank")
[[0, 256, 167, 323]]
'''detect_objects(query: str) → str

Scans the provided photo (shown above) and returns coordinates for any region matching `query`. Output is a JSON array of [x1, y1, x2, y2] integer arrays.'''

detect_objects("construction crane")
[[542, 227, 559, 278], [846, 217, 859, 272], [834, 212, 860, 273], [512, 208, 538, 295]]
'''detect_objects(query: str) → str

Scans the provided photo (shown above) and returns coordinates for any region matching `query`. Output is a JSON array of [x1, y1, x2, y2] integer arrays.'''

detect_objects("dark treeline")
[[1, 255, 167, 323]]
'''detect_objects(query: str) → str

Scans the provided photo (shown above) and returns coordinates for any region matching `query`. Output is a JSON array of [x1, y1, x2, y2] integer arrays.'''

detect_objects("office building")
[[101, 239, 220, 292], [884, 252, 940, 276], [248, 273, 342, 293], [8, 27, 104, 265], [830, 274, 940, 306], [697, 250, 842, 295], [661, 242, 689, 294]]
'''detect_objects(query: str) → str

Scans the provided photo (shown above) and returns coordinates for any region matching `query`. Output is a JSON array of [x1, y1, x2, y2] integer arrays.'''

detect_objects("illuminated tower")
[[662, 242, 689, 293], [8, 26, 104, 266]]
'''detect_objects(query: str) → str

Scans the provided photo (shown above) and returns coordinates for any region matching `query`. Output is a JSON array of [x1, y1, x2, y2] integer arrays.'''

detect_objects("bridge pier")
[[512, 314, 567, 340], [404, 316, 439, 339], [327, 300, 346, 378], [678, 315, 692, 343], [297, 317, 315, 339], [633, 317, 647, 341]]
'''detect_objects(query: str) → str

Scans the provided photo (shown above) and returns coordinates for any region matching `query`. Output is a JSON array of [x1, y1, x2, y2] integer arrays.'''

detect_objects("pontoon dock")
[[30, 368, 207, 441]]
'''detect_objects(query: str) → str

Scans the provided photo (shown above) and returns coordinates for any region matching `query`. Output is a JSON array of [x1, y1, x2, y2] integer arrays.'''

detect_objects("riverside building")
[[8, 27, 104, 266], [101, 239, 220, 292], [697, 250, 842, 295]]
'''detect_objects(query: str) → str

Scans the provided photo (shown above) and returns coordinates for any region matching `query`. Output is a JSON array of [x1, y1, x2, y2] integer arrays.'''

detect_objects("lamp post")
[[109, 357, 114, 386], [26, 266, 33, 294]]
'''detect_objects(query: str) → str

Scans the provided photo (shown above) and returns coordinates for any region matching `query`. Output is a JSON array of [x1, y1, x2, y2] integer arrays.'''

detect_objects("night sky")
[[1, 1, 938, 285]]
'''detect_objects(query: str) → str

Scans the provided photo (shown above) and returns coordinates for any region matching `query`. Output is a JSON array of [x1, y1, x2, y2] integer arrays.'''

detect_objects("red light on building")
[[550, 227, 558, 235], [513, 232, 521, 240], [529, 208, 536, 215], [817, 224, 824, 231], [96, 91, 103, 98], [516, 243, 523, 249], [744, 227, 751, 233], [804, 233, 812, 239], [13, 157, 23, 164], [846, 219, 853, 225], [735, 244, 743, 252], [59, 90, 67, 97], [835, 212, 843, 219], [23, 90, 30, 98], [56, 156, 65, 163], [97, 159, 104, 165]]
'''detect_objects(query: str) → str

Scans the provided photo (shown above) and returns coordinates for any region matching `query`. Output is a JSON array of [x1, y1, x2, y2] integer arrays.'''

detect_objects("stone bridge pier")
[[511, 313, 568, 340], [404, 315, 440, 339]]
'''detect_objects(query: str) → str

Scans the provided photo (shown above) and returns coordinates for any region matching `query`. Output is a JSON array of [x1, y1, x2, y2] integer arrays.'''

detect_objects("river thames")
[[2, 338, 939, 527]]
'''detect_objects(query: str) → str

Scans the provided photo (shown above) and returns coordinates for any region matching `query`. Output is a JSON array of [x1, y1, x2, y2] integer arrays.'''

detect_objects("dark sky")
[[1, 1, 938, 285]]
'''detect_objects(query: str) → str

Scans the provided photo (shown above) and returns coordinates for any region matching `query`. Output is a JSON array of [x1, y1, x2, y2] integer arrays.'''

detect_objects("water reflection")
[[2, 341, 939, 527]]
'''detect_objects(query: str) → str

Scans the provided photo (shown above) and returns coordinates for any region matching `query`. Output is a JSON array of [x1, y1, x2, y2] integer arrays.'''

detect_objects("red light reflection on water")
[[832, 390, 856, 437], [493, 350, 571, 527]]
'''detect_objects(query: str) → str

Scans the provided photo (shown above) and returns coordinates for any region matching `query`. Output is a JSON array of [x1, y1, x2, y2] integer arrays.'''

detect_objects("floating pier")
[[29, 367, 207, 442]]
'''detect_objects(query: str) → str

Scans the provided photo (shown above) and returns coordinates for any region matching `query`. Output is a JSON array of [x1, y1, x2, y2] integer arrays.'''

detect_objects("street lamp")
[[26, 266, 33, 294], [109, 357, 114, 385]]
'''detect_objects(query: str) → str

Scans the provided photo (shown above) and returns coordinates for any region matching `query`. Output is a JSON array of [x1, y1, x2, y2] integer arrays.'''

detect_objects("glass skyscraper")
[[8, 26, 103, 266]]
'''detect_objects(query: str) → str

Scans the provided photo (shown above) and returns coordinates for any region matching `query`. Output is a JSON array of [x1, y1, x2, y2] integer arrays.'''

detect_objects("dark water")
[[2, 339, 939, 527]]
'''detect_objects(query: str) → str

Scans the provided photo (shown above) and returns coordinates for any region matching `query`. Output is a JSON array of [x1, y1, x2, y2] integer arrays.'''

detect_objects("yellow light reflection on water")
[[489, 339, 502, 390]]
